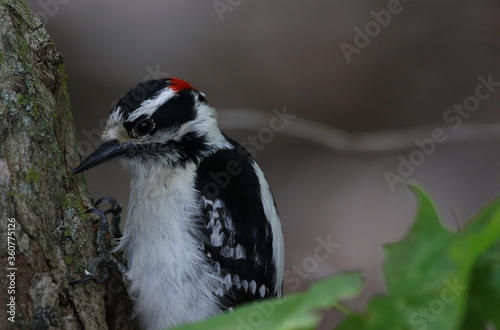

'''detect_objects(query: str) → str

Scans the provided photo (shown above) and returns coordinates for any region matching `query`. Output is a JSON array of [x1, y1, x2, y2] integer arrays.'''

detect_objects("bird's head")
[[74, 78, 225, 173]]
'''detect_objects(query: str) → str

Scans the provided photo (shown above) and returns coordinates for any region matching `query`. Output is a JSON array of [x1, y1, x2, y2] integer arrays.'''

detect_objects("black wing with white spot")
[[195, 138, 278, 308]]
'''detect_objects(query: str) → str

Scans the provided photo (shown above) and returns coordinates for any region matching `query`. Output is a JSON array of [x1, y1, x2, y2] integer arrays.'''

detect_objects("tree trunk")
[[0, 1, 135, 329]]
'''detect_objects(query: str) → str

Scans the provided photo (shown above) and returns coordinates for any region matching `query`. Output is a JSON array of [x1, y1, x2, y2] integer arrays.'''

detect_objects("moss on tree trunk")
[[0, 1, 135, 329]]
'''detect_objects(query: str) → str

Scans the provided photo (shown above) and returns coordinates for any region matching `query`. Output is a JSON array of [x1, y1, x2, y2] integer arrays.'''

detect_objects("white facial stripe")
[[102, 124, 132, 143], [101, 92, 233, 157], [127, 88, 176, 122], [103, 88, 177, 143], [175, 122, 194, 141], [107, 106, 123, 127], [143, 128, 180, 144]]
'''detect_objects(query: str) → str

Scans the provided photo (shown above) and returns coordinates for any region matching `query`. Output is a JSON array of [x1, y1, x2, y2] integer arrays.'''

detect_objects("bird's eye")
[[134, 118, 155, 137]]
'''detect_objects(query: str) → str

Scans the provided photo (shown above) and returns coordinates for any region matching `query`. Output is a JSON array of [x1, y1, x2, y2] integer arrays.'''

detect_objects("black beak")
[[73, 140, 128, 174]]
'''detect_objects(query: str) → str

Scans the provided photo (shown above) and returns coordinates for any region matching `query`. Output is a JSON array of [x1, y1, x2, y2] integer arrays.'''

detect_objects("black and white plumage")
[[73, 78, 284, 329]]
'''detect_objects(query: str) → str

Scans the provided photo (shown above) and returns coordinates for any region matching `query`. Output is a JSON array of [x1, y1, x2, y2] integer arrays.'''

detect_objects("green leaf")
[[172, 272, 363, 330], [170, 185, 500, 329], [338, 183, 500, 330], [462, 241, 500, 328]]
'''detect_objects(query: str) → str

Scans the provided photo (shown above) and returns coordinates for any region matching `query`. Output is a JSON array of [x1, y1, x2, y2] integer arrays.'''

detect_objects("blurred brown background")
[[25, 0, 500, 326]]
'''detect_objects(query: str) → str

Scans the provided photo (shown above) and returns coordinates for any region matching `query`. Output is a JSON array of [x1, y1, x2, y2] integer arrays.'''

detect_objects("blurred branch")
[[219, 109, 500, 152]]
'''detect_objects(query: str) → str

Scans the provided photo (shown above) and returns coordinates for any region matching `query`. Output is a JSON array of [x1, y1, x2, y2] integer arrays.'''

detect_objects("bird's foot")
[[71, 198, 128, 284], [95, 197, 123, 239]]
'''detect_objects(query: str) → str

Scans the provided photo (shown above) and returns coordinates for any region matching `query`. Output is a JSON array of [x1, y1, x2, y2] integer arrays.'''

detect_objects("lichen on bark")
[[0, 1, 133, 329]]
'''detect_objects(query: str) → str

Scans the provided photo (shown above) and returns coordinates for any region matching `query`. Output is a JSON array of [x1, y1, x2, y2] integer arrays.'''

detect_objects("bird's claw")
[[71, 198, 128, 285], [95, 197, 123, 238]]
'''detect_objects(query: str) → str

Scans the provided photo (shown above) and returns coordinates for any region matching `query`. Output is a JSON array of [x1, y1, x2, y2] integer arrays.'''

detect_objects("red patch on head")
[[168, 78, 195, 93]]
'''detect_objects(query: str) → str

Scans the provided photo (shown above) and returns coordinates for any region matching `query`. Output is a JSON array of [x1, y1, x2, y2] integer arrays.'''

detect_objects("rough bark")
[[0, 1, 134, 329]]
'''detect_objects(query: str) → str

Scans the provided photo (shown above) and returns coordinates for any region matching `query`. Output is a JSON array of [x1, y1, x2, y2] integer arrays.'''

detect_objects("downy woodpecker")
[[73, 78, 284, 329]]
